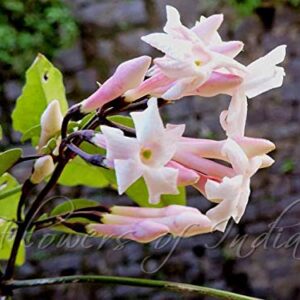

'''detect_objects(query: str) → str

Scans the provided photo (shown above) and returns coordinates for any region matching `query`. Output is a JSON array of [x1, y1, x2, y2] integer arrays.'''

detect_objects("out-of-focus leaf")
[[51, 198, 99, 216], [12, 54, 68, 137], [21, 124, 41, 145], [49, 199, 100, 234], [102, 171, 186, 208], [0, 148, 22, 176], [0, 173, 25, 265], [108, 115, 134, 128], [126, 178, 186, 208], [58, 156, 109, 188]]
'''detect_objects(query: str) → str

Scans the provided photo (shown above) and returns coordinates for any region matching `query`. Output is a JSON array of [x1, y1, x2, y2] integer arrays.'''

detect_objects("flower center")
[[140, 148, 152, 163], [194, 59, 202, 67]]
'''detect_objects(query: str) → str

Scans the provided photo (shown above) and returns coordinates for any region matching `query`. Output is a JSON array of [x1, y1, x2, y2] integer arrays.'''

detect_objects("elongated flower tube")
[[87, 221, 169, 244], [166, 161, 200, 186], [87, 205, 212, 242], [177, 135, 275, 163], [30, 155, 55, 184], [93, 98, 185, 204], [81, 56, 151, 113], [38, 100, 63, 151]]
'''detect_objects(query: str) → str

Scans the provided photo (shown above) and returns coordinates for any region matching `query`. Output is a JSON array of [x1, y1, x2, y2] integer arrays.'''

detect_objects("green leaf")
[[12, 53, 68, 137], [126, 178, 186, 208], [21, 124, 41, 145], [0, 125, 2, 140], [58, 156, 109, 188], [108, 115, 134, 128], [0, 148, 22, 176], [49, 199, 100, 234], [51, 199, 99, 216], [102, 171, 186, 208], [0, 222, 25, 266], [0, 173, 25, 266]]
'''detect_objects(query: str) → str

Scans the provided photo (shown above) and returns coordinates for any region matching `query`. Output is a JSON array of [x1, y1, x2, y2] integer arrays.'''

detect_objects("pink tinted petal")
[[166, 161, 200, 186], [233, 136, 275, 157], [124, 73, 173, 102], [174, 151, 235, 178], [114, 159, 143, 194], [111, 205, 199, 218], [210, 41, 244, 58], [192, 71, 243, 97], [154, 57, 196, 79], [192, 14, 224, 43], [143, 167, 179, 204], [81, 56, 151, 112], [162, 77, 206, 100], [169, 212, 212, 237], [193, 173, 221, 197], [87, 221, 169, 243]]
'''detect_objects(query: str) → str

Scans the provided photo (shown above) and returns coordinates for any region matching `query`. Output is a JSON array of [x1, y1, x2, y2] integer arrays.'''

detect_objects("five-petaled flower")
[[94, 98, 185, 204]]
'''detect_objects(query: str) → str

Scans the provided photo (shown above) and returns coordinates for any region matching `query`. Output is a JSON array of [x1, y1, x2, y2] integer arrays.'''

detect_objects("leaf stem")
[[1, 275, 262, 300], [0, 186, 22, 201]]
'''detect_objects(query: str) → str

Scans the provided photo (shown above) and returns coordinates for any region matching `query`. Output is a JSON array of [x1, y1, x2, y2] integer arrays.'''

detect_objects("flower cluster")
[[60, 6, 285, 242]]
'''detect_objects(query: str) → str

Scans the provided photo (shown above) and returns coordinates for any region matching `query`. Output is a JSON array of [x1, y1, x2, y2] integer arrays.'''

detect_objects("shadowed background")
[[0, 0, 300, 299]]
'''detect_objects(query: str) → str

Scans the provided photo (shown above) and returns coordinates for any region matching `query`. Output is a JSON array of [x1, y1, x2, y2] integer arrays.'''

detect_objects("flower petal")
[[143, 167, 179, 204], [114, 159, 143, 194]]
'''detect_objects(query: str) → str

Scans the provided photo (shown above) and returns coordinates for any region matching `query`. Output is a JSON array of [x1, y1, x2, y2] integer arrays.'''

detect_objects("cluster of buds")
[[39, 6, 285, 243]]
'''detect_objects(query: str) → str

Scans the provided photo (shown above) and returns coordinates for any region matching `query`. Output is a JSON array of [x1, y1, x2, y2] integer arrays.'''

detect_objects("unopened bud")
[[31, 155, 55, 184], [38, 100, 63, 150]]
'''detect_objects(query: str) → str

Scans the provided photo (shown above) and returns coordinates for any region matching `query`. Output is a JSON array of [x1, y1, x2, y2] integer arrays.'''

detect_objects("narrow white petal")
[[131, 98, 165, 144], [114, 159, 143, 194]]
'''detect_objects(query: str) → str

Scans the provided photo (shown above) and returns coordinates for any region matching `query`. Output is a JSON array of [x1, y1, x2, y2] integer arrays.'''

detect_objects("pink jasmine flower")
[[125, 6, 246, 101], [93, 98, 185, 204]]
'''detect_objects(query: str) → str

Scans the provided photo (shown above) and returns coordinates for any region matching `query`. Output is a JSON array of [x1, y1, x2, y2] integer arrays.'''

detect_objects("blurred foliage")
[[229, 0, 300, 16], [0, 0, 78, 77]]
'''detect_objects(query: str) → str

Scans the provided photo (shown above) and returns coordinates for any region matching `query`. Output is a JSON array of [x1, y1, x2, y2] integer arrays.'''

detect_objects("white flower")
[[96, 98, 185, 204]]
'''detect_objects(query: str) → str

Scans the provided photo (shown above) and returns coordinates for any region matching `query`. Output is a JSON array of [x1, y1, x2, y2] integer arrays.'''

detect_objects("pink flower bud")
[[81, 56, 151, 112], [87, 220, 169, 243]]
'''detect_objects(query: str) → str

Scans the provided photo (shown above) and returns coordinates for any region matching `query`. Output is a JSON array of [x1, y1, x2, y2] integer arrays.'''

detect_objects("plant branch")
[[1, 275, 262, 300], [2, 160, 67, 280]]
